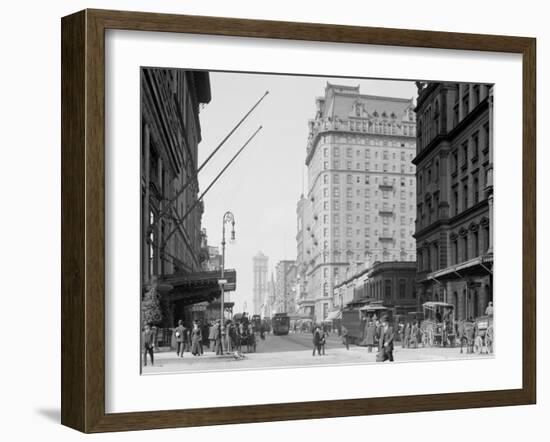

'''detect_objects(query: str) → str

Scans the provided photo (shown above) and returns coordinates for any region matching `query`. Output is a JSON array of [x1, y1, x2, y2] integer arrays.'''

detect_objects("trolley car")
[[272, 313, 290, 336]]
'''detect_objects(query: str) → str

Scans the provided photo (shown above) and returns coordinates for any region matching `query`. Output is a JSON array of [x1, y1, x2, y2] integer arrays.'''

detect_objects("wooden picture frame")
[[61, 8, 536, 433]]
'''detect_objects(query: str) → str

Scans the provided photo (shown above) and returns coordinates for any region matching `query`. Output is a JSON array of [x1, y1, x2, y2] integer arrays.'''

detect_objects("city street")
[[142, 333, 492, 374]]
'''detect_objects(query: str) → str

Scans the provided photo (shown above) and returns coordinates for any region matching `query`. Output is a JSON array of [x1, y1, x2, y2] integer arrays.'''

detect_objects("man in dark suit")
[[312, 325, 322, 356], [173, 320, 186, 357], [379, 315, 395, 362], [142, 323, 155, 366]]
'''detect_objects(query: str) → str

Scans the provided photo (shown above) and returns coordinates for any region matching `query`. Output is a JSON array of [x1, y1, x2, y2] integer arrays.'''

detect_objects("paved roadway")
[[255, 332, 344, 353]]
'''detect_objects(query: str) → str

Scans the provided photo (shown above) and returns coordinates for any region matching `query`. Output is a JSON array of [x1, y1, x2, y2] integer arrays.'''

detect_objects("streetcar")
[[272, 313, 290, 336], [342, 299, 392, 345]]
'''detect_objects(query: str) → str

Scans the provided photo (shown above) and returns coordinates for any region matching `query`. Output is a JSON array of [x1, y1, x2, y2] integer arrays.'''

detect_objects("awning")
[[157, 269, 237, 306], [325, 310, 342, 321], [424, 254, 493, 282]]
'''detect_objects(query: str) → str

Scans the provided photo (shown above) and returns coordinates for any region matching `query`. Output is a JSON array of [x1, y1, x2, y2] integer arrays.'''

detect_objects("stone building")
[[274, 260, 297, 314], [141, 68, 236, 328], [252, 252, 269, 315], [334, 261, 417, 313], [413, 82, 493, 320], [296, 82, 417, 322]]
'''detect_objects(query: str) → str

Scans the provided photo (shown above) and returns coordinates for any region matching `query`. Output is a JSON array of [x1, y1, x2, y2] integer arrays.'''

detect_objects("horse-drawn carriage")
[[457, 315, 493, 354], [420, 302, 456, 347]]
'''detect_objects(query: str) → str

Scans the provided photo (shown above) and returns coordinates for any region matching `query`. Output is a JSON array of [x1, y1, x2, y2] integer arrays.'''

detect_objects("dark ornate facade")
[[413, 82, 493, 320]]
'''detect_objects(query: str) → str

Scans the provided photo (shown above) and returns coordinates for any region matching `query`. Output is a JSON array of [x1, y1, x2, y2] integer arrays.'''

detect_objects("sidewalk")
[[142, 345, 492, 374]]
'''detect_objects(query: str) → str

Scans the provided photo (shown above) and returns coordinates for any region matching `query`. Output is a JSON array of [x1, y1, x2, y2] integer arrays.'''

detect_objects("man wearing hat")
[[378, 315, 395, 362], [173, 319, 186, 357]]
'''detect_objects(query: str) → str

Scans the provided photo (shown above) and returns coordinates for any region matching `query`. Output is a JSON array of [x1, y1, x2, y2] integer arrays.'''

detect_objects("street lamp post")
[[220, 211, 236, 351]]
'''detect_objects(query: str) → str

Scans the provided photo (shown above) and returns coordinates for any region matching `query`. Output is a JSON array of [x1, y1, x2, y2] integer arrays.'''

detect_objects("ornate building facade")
[[141, 68, 236, 328], [297, 83, 417, 322], [413, 82, 493, 320]]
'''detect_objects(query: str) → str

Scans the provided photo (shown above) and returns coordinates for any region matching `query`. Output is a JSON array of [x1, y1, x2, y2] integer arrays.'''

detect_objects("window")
[[323, 161, 328, 170], [453, 189, 459, 216], [473, 230, 479, 257], [453, 151, 458, 173], [384, 280, 392, 300], [346, 201, 352, 210], [333, 187, 340, 197], [462, 141, 469, 167], [399, 279, 406, 299], [383, 151, 388, 160], [463, 183, 468, 210], [462, 93, 469, 117], [323, 147, 328, 158], [346, 214, 352, 224], [473, 132, 479, 159], [346, 147, 352, 158], [323, 214, 328, 224], [333, 200, 340, 210], [346, 188, 352, 197], [323, 201, 329, 210], [463, 234, 469, 261], [323, 174, 329, 184], [346, 161, 352, 170], [333, 160, 340, 169], [473, 175, 479, 204], [334, 146, 340, 156], [323, 188, 328, 197], [334, 214, 340, 224]]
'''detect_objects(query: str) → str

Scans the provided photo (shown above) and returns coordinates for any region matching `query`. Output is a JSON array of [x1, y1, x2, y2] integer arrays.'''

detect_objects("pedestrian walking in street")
[[190, 321, 202, 356], [142, 323, 155, 366], [377, 315, 395, 362], [342, 325, 350, 350], [365, 320, 376, 352], [312, 325, 322, 356], [173, 320, 186, 357]]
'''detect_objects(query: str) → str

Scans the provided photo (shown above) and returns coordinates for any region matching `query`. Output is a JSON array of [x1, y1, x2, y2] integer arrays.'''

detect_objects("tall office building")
[[252, 252, 269, 315], [297, 83, 417, 322], [413, 82, 493, 319]]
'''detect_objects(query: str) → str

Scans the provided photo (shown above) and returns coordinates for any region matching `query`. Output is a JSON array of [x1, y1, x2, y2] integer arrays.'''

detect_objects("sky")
[[196, 71, 416, 313]]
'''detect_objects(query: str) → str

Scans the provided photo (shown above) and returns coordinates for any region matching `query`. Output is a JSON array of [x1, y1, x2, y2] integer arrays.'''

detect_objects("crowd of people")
[[142, 317, 265, 366]]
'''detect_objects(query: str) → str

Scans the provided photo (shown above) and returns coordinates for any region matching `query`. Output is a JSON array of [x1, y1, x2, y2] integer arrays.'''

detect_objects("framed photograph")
[[61, 9, 536, 433]]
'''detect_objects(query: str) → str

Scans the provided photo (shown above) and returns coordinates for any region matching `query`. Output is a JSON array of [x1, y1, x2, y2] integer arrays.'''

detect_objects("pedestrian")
[[208, 321, 216, 351], [365, 320, 376, 352], [190, 321, 202, 356], [374, 319, 382, 349], [202, 322, 210, 350], [142, 323, 155, 366], [320, 326, 326, 355], [410, 321, 419, 348], [485, 301, 494, 316], [225, 320, 234, 354], [312, 325, 322, 356], [214, 320, 223, 355], [173, 319, 186, 357], [377, 315, 395, 362], [342, 325, 350, 350], [404, 321, 411, 348], [398, 321, 404, 348]]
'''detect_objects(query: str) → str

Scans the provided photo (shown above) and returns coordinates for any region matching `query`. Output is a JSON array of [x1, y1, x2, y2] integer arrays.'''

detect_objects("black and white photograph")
[[140, 68, 494, 374]]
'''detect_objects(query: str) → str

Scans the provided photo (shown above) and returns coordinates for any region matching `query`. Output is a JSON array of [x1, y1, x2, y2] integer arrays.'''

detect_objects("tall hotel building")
[[252, 252, 268, 315], [413, 82, 493, 320], [296, 83, 417, 323]]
